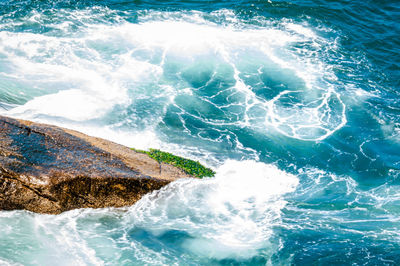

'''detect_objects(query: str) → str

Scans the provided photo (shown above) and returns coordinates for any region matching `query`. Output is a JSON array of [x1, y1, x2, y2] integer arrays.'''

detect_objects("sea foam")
[[1, 9, 346, 142]]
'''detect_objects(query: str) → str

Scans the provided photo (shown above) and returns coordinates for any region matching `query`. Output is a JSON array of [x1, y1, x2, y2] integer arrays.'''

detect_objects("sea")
[[0, 0, 399, 265]]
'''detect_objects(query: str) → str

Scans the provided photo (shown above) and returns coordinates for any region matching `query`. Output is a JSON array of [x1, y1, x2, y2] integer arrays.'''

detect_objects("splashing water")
[[1, 9, 346, 142], [0, 161, 298, 265]]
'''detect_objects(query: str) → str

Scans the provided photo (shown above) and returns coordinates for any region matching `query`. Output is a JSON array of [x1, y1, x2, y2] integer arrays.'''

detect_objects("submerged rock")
[[0, 115, 192, 214]]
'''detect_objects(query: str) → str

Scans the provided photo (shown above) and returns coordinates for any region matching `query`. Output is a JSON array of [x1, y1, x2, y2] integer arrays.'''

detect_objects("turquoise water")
[[0, 0, 399, 264]]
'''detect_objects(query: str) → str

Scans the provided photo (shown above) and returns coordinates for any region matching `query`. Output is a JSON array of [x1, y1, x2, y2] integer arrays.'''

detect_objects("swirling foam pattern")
[[1, 8, 345, 141]]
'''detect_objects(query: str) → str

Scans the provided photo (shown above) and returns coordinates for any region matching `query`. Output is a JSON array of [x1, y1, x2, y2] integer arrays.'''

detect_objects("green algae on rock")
[[132, 148, 215, 178]]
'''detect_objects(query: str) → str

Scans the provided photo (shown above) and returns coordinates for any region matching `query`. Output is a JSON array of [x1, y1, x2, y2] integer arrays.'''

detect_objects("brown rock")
[[0, 115, 192, 214]]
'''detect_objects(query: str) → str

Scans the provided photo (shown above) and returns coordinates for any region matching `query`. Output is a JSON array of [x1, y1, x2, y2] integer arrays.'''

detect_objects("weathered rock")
[[0, 115, 192, 214]]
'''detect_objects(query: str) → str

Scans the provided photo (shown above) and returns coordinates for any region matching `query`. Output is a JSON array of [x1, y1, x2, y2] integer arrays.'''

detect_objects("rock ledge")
[[0, 116, 191, 214]]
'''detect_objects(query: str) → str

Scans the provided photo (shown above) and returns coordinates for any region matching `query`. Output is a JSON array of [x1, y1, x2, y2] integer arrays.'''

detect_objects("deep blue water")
[[0, 0, 399, 265]]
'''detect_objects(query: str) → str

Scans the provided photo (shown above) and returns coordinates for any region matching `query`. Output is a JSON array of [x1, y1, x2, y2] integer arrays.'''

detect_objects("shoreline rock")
[[0, 115, 192, 214]]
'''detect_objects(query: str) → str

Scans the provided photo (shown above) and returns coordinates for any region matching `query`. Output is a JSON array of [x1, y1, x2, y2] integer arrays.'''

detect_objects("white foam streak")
[[126, 160, 298, 260], [34, 213, 104, 266]]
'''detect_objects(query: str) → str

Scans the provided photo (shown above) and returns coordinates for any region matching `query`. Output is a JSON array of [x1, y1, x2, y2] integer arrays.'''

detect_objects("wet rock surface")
[[0, 116, 191, 214]]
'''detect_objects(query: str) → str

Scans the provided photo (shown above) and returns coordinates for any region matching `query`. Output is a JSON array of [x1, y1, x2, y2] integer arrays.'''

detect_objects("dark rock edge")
[[0, 115, 193, 214]]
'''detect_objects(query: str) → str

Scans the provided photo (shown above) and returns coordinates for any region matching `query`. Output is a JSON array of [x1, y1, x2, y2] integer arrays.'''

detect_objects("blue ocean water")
[[0, 0, 399, 264]]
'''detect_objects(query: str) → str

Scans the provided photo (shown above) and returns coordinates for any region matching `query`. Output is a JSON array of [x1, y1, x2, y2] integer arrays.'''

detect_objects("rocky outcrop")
[[0, 115, 192, 214]]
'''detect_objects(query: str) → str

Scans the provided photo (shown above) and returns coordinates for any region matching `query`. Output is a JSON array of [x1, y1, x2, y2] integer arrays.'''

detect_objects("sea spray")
[[126, 160, 298, 260], [3, 9, 345, 142]]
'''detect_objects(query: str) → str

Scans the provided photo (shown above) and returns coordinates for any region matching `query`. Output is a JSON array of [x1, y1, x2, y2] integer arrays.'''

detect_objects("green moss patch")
[[132, 148, 215, 178]]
